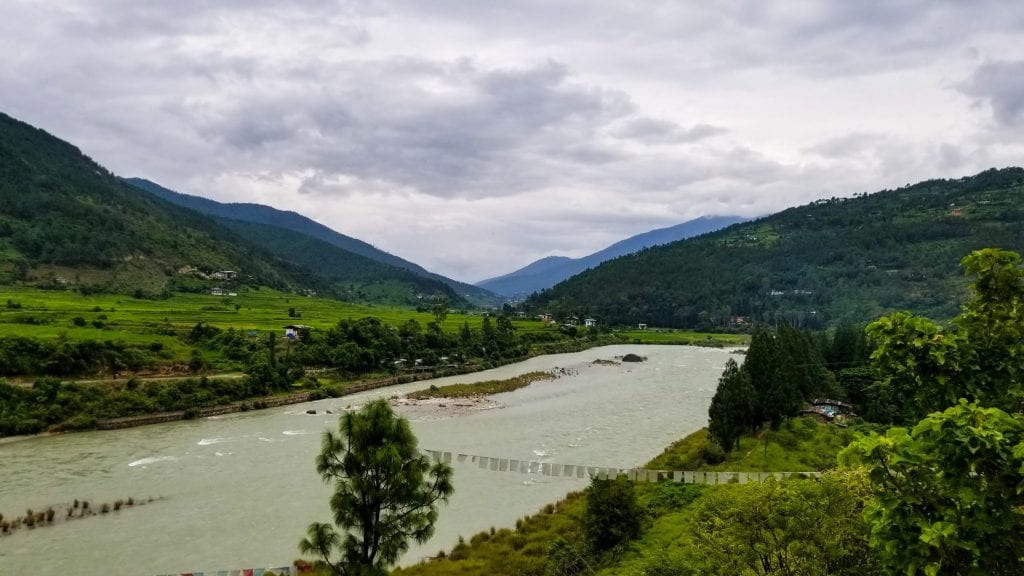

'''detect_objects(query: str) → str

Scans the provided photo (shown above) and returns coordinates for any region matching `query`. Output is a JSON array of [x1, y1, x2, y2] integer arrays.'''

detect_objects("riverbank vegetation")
[[0, 285, 742, 381], [407, 371, 556, 400], [392, 421, 867, 576]]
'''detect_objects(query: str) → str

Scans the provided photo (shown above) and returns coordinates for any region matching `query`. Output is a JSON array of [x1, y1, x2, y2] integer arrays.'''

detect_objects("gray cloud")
[[612, 118, 727, 144], [1, 0, 1022, 280], [960, 60, 1024, 126]]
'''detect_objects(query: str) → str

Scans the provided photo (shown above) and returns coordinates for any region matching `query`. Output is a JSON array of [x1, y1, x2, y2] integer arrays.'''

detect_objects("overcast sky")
[[3, 1, 1023, 282]]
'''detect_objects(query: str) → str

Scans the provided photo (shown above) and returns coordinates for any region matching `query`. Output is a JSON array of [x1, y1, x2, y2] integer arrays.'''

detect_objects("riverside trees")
[[300, 399, 453, 576], [707, 325, 836, 451]]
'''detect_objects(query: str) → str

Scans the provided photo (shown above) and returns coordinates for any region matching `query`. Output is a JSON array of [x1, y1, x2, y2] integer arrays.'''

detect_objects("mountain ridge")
[[526, 168, 1024, 329], [0, 111, 459, 304], [478, 216, 746, 296], [126, 178, 497, 304]]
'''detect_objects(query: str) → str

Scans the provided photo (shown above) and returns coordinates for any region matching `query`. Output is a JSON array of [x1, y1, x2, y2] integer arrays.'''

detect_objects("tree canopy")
[[300, 399, 454, 576], [842, 248, 1024, 575]]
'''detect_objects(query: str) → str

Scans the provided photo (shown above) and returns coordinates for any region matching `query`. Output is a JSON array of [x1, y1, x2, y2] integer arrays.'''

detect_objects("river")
[[0, 345, 732, 575]]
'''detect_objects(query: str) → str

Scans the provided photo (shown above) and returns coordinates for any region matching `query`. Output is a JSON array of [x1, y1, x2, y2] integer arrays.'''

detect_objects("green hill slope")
[[125, 177, 497, 304], [527, 168, 1024, 328], [215, 218, 461, 305], [0, 112, 304, 295], [0, 111, 457, 304]]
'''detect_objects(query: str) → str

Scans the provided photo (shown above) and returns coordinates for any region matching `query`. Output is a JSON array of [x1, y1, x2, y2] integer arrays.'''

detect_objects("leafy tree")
[[430, 296, 449, 325], [775, 324, 837, 401], [842, 248, 1024, 575], [583, 475, 644, 553], [707, 358, 755, 451], [866, 248, 1024, 424], [825, 322, 871, 371], [480, 315, 495, 356], [687, 470, 876, 576], [300, 399, 453, 576], [188, 349, 205, 374], [841, 402, 1024, 575]]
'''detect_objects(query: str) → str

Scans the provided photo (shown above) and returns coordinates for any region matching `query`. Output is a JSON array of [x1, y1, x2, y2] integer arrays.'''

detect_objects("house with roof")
[[284, 324, 312, 340]]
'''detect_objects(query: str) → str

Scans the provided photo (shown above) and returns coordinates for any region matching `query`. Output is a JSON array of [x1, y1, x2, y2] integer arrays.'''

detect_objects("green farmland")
[[0, 286, 523, 344], [0, 285, 740, 364]]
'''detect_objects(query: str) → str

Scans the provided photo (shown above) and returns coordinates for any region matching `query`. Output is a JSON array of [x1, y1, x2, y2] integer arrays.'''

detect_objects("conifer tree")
[[708, 358, 755, 451], [300, 400, 453, 576]]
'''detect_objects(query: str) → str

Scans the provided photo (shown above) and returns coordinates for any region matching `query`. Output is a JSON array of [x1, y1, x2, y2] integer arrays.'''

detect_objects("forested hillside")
[[216, 219, 460, 305], [0, 112, 302, 295], [126, 178, 496, 303], [527, 168, 1024, 328], [0, 112, 459, 304]]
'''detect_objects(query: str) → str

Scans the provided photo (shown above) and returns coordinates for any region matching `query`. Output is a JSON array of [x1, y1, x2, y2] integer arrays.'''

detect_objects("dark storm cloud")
[[960, 60, 1024, 126]]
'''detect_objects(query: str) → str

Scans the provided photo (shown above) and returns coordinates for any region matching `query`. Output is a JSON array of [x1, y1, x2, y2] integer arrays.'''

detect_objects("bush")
[[584, 476, 644, 553], [63, 415, 97, 431], [700, 441, 727, 465]]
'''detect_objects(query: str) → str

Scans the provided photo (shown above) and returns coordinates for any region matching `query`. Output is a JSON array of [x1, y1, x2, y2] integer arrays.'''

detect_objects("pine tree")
[[300, 400, 453, 575]]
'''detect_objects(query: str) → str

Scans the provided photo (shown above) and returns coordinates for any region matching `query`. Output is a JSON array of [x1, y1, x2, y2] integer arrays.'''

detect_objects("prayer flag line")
[[421, 449, 821, 484]]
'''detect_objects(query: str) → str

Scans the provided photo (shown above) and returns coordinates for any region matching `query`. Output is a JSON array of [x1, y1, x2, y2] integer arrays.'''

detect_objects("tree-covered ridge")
[[0, 112, 459, 304], [215, 218, 461, 305], [528, 168, 1024, 328], [0, 112, 296, 292], [125, 178, 498, 303], [476, 215, 745, 297]]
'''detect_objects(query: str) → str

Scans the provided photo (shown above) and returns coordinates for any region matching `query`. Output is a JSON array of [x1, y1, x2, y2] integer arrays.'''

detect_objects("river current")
[[0, 345, 731, 575]]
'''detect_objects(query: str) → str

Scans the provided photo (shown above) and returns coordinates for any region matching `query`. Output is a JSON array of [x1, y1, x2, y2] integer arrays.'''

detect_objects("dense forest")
[[0, 113, 290, 292], [527, 168, 1024, 329]]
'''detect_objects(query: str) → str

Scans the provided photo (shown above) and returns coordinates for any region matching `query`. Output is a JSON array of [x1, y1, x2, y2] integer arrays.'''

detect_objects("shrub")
[[584, 476, 644, 552], [700, 441, 727, 465]]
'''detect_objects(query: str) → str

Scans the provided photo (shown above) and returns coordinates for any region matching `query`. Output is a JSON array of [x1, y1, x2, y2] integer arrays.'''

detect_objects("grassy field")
[[646, 417, 866, 473], [0, 286, 737, 365], [0, 285, 556, 351]]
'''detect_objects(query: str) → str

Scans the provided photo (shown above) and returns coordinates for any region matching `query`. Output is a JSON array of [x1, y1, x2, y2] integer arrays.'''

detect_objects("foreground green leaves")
[[841, 401, 1024, 576], [842, 248, 1024, 575], [684, 470, 875, 576]]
